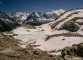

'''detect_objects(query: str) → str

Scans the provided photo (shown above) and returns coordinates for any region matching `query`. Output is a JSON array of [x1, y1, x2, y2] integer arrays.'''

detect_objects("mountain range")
[[0, 9, 65, 32], [9, 9, 65, 25]]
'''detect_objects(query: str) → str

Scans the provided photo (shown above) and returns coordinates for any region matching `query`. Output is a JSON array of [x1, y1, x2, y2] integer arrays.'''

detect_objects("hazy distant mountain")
[[0, 11, 20, 32], [47, 9, 65, 15]]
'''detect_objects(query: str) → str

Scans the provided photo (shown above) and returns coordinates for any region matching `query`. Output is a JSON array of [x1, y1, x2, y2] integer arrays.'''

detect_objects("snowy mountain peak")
[[9, 12, 29, 24], [9, 9, 65, 25], [10, 12, 29, 18], [23, 9, 65, 25], [51, 9, 66, 16]]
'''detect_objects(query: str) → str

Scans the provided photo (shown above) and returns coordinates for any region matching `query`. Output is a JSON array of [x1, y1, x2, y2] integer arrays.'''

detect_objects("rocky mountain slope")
[[51, 8, 83, 32], [0, 11, 20, 32]]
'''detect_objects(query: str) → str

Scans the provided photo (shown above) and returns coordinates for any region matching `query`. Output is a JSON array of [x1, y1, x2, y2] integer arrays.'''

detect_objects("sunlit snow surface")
[[12, 23, 83, 55], [13, 27, 51, 43], [12, 24, 68, 43], [12, 9, 83, 55]]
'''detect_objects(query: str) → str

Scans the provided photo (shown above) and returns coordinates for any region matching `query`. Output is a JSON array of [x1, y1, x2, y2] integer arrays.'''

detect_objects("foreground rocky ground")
[[61, 43, 83, 60], [0, 33, 83, 60], [0, 33, 58, 60]]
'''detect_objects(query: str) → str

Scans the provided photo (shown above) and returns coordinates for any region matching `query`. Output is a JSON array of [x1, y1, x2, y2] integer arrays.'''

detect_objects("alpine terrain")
[[0, 8, 83, 60]]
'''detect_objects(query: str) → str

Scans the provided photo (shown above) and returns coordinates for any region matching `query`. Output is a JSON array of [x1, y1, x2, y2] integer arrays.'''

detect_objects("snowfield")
[[11, 8, 83, 55], [35, 37, 83, 51], [12, 23, 83, 55]]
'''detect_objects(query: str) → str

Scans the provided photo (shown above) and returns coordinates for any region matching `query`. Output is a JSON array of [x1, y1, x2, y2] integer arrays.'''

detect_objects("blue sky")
[[0, 0, 83, 14]]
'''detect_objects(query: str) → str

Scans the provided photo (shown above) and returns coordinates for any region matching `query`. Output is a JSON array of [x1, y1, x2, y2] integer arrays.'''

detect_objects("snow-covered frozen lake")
[[12, 27, 52, 43], [13, 34, 48, 43], [12, 24, 83, 55], [12, 25, 68, 43]]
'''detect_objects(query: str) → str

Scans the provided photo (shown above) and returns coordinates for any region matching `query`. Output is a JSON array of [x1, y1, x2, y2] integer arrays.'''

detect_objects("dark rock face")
[[60, 22, 79, 32], [0, 11, 9, 19], [0, 19, 12, 31], [61, 46, 78, 58], [77, 43, 83, 56], [61, 43, 83, 59], [0, 11, 20, 32]]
